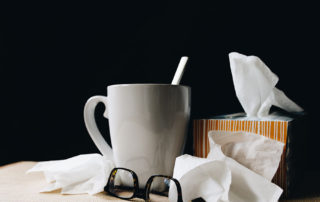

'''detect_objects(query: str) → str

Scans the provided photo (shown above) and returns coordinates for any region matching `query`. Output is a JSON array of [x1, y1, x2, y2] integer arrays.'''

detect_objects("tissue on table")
[[27, 154, 114, 195], [169, 155, 231, 202], [169, 134, 282, 202]]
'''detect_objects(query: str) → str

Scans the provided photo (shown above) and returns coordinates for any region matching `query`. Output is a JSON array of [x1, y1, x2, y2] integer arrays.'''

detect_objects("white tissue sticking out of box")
[[229, 52, 303, 118], [27, 154, 114, 195], [208, 130, 284, 181], [169, 134, 283, 202]]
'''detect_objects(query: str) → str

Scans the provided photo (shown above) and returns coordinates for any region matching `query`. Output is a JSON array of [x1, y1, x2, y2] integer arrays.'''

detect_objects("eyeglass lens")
[[148, 176, 178, 201], [108, 169, 135, 198]]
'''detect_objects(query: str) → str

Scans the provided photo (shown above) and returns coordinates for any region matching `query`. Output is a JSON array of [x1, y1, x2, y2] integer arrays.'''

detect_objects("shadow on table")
[[280, 170, 320, 201]]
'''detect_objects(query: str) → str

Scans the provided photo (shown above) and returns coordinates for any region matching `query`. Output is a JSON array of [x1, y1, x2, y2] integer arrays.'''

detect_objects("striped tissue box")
[[193, 112, 306, 198]]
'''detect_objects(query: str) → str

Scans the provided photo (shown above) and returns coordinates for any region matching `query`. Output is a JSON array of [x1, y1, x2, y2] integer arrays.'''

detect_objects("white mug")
[[84, 84, 191, 187]]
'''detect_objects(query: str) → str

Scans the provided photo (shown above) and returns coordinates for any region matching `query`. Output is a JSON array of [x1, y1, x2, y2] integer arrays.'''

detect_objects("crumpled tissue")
[[169, 134, 283, 202], [27, 154, 114, 195], [208, 130, 284, 181], [229, 52, 303, 117]]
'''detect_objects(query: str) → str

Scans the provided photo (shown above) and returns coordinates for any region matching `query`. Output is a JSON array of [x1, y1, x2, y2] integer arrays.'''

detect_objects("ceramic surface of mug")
[[84, 84, 191, 187]]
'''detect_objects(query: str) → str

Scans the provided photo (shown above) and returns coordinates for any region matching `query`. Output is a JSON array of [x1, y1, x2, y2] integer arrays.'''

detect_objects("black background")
[[1, 0, 319, 174]]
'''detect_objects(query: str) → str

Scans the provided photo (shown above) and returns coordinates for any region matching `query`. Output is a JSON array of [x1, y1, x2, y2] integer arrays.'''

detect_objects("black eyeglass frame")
[[105, 167, 183, 202]]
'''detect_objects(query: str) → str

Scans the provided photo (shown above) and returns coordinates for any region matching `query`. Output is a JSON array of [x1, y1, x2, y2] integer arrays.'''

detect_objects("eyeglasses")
[[104, 167, 183, 202]]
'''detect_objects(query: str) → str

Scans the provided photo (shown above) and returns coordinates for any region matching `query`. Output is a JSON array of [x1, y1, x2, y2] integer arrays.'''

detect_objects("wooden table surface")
[[1, 162, 319, 202]]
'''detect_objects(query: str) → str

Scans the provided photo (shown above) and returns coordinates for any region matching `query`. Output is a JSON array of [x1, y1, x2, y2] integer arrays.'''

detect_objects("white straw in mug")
[[171, 56, 188, 85]]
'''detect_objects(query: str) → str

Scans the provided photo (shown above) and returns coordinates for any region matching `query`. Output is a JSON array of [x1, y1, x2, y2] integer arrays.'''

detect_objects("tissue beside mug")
[[169, 134, 283, 202], [27, 154, 114, 195]]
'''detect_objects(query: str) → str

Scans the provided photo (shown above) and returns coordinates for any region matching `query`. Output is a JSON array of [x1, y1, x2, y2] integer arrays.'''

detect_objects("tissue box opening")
[[193, 111, 307, 198]]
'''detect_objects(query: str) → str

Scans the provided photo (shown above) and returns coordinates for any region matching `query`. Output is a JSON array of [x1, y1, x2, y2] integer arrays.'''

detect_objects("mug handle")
[[84, 96, 114, 161]]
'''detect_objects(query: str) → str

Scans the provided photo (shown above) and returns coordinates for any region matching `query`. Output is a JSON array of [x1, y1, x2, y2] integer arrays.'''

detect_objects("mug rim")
[[107, 83, 190, 89]]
